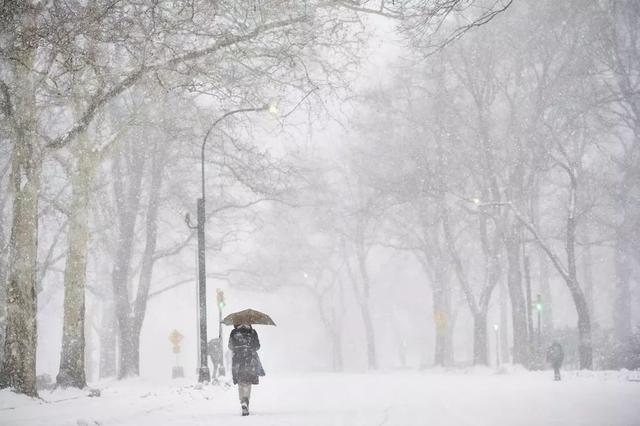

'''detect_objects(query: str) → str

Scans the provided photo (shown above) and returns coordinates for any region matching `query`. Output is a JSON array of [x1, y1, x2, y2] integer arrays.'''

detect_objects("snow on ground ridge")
[[1, 369, 639, 426]]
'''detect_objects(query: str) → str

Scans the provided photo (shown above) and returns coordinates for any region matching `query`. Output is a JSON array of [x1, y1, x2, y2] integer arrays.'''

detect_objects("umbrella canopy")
[[222, 308, 276, 326]]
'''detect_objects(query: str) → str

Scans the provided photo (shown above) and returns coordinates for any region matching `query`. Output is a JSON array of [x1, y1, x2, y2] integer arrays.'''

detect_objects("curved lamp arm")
[[200, 104, 273, 200]]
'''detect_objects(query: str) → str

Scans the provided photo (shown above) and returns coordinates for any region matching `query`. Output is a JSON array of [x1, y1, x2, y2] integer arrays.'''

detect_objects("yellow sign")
[[169, 329, 184, 354], [434, 311, 447, 331]]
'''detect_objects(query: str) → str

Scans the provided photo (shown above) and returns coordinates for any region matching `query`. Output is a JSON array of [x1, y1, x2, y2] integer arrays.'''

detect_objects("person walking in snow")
[[228, 324, 265, 416], [546, 341, 564, 381], [207, 337, 225, 381]]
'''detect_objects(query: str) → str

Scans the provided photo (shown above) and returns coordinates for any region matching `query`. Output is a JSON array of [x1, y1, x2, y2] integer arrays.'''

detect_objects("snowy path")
[[1, 370, 639, 426]]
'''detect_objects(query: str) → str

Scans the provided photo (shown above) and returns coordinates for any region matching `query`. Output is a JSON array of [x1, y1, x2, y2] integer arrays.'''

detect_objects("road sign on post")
[[169, 329, 184, 352], [169, 330, 185, 378], [434, 311, 447, 332]]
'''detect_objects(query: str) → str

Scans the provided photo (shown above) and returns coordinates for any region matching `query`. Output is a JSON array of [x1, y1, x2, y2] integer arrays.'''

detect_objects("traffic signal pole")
[[218, 304, 222, 339], [216, 289, 226, 378], [217, 289, 225, 339]]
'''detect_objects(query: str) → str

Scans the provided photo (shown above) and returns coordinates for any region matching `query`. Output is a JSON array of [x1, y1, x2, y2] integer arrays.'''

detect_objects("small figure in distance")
[[228, 324, 265, 416], [546, 341, 564, 381], [207, 337, 225, 382]]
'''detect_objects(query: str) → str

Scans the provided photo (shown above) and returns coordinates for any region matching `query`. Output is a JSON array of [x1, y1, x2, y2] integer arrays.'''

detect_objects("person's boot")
[[241, 398, 249, 416]]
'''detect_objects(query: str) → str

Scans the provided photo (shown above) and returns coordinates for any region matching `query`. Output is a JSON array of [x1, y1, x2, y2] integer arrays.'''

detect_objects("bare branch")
[[46, 16, 307, 150]]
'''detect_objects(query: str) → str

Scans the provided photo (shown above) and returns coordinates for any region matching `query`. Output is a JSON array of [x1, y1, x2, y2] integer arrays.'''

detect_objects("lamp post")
[[188, 105, 274, 383]]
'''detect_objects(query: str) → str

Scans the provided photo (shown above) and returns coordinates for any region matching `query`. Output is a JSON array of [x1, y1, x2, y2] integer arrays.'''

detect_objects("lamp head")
[[269, 103, 279, 116]]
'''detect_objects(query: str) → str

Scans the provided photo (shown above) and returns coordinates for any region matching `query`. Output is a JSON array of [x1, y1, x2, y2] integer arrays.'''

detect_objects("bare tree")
[[0, 0, 357, 392], [596, 0, 640, 358]]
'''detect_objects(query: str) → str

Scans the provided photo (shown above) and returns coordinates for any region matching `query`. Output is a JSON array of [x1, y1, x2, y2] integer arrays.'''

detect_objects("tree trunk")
[[523, 255, 534, 348], [532, 181, 553, 335], [56, 135, 96, 388], [538, 248, 554, 335], [117, 326, 138, 378], [111, 142, 145, 379], [113, 244, 136, 380], [512, 186, 593, 369], [84, 309, 94, 383], [0, 152, 40, 396], [354, 238, 377, 370], [472, 312, 488, 365], [331, 328, 343, 372], [613, 236, 632, 344], [417, 244, 454, 367], [505, 226, 529, 367], [56, 196, 89, 387], [566, 214, 592, 369], [0, 184, 8, 362], [582, 245, 595, 323], [113, 262, 133, 378], [390, 315, 407, 368], [130, 141, 164, 375], [358, 300, 377, 370], [432, 267, 453, 366], [99, 297, 116, 379], [0, 146, 40, 395], [331, 278, 345, 372], [499, 279, 510, 363], [442, 210, 495, 366], [568, 282, 592, 369], [0, 41, 40, 396]]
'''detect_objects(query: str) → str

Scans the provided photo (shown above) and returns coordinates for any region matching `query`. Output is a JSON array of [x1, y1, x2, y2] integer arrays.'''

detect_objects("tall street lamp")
[[188, 104, 274, 383]]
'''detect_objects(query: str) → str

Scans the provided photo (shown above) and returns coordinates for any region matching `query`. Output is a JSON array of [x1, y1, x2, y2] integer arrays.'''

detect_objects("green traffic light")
[[535, 303, 543, 312]]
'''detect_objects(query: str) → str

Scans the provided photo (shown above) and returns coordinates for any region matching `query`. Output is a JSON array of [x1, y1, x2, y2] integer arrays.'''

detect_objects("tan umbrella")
[[222, 308, 276, 326]]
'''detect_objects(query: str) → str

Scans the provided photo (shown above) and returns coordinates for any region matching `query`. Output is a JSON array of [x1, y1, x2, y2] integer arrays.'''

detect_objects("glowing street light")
[[268, 103, 279, 116]]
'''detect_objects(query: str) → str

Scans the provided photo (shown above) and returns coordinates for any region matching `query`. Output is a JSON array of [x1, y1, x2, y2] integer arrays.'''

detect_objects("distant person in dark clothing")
[[207, 337, 225, 380], [228, 324, 265, 416], [546, 341, 564, 381]]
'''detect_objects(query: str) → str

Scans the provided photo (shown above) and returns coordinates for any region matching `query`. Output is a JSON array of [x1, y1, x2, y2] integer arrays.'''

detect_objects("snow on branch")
[[46, 16, 306, 151], [475, 200, 571, 282]]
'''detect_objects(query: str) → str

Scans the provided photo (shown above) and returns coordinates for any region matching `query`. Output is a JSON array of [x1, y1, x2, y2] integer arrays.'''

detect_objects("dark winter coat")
[[546, 342, 564, 368], [228, 326, 265, 385], [207, 338, 223, 365]]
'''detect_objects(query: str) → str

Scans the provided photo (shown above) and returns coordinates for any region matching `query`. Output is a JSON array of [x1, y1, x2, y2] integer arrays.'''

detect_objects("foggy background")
[[1, 0, 638, 392]]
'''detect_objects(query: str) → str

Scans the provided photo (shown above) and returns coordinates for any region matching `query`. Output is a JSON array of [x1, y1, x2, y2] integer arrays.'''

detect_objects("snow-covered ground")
[[1, 368, 639, 426]]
